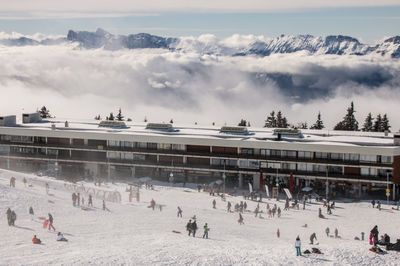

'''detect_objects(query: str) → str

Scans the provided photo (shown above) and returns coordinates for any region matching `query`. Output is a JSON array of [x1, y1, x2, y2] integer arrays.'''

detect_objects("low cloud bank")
[[0, 43, 399, 131]]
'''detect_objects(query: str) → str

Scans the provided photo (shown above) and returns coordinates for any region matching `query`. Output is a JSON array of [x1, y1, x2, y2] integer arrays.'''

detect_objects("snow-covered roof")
[[0, 118, 399, 155]]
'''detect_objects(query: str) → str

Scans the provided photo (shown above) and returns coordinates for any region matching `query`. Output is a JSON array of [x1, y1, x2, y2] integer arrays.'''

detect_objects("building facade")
[[0, 117, 399, 199]]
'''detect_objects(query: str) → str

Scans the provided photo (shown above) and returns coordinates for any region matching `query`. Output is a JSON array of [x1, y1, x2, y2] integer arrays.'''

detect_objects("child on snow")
[[32, 235, 41, 244], [57, 232, 68, 242], [295, 236, 301, 256]]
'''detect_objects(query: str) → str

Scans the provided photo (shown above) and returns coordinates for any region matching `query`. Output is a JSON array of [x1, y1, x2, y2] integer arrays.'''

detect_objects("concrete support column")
[[253, 173, 260, 190], [393, 184, 396, 201], [239, 173, 243, 189], [359, 183, 362, 198]]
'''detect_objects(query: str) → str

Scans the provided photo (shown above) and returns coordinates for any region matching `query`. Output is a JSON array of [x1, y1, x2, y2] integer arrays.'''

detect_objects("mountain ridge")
[[1, 28, 399, 58]]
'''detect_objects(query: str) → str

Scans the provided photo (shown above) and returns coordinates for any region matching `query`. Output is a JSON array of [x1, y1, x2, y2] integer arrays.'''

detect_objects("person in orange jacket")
[[32, 235, 41, 244]]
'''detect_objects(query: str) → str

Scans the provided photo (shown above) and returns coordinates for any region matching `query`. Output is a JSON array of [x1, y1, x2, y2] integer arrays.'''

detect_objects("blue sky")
[[0, 5, 399, 43]]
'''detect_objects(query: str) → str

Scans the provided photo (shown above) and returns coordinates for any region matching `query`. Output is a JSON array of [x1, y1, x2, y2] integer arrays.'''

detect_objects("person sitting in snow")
[[32, 235, 41, 244], [57, 232, 68, 242]]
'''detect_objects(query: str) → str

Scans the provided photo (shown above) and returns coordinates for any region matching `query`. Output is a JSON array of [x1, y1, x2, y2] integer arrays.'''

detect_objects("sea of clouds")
[[0, 34, 399, 131]]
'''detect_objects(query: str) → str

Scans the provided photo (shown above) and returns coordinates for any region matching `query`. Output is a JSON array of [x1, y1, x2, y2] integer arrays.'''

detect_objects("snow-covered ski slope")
[[1, 169, 399, 265]]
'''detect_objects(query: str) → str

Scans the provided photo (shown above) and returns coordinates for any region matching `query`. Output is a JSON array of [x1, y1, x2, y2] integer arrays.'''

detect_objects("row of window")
[[107, 140, 185, 151]]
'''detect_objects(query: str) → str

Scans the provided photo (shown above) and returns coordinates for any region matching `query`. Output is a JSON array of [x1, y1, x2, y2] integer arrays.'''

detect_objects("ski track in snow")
[[0, 169, 399, 265]]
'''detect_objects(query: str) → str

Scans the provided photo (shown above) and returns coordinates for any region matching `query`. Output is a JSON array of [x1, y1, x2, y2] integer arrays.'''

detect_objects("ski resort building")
[[0, 114, 399, 199]]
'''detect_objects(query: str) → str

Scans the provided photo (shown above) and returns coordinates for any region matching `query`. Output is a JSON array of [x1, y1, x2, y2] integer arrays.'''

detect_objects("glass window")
[[239, 160, 248, 168], [344, 153, 360, 161], [147, 143, 157, 150], [298, 151, 312, 159], [121, 141, 134, 148], [242, 148, 254, 155], [107, 140, 120, 147], [270, 150, 281, 157], [315, 152, 328, 159], [171, 144, 185, 151], [136, 142, 147, 149], [313, 164, 327, 172], [360, 154, 377, 163], [282, 150, 296, 158], [330, 153, 342, 160], [282, 163, 296, 170], [381, 156, 393, 164], [267, 162, 281, 169]]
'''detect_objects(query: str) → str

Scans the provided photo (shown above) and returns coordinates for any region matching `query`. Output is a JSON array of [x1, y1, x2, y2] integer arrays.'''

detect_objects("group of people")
[[371, 200, 382, 211], [186, 219, 210, 239], [32, 232, 68, 245], [6, 208, 17, 226], [72, 193, 93, 207]]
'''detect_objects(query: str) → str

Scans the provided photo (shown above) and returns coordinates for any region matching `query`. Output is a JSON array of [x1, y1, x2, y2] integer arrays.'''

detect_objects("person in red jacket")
[[32, 235, 41, 244]]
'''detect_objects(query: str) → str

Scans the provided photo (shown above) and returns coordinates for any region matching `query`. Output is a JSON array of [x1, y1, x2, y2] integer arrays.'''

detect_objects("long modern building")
[[0, 114, 399, 199]]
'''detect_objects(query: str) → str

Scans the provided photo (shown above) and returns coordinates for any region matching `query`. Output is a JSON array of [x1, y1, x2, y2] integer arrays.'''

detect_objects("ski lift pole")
[[223, 160, 226, 200]]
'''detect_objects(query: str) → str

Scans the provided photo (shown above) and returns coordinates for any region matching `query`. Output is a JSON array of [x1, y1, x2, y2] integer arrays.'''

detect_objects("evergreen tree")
[[373, 114, 382, 132], [381, 114, 391, 132], [298, 122, 308, 129], [361, 113, 374, 132], [170, 119, 174, 124], [108, 112, 115, 121], [116, 108, 124, 121], [38, 106, 52, 118], [247, 121, 251, 127], [238, 119, 247, 126], [334, 102, 358, 131], [264, 111, 277, 128], [310, 112, 325, 130]]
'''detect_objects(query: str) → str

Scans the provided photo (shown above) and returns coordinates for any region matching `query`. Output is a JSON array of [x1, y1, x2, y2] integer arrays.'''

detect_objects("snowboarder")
[[10, 210, 16, 226], [32, 235, 41, 244], [238, 213, 244, 225], [57, 232, 68, 242], [186, 220, 192, 236], [310, 233, 317, 244], [295, 236, 301, 256], [88, 194, 93, 207], [334, 228, 338, 238], [48, 213, 55, 231], [177, 206, 183, 218], [371, 225, 379, 246], [371, 200, 375, 208], [212, 199, 216, 209], [6, 208, 11, 226], [227, 201, 232, 212], [191, 220, 198, 237], [325, 227, 330, 237], [203, 223, 209, 239]]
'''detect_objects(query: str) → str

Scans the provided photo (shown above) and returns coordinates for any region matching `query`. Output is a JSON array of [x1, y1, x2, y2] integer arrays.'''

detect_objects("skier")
[[29, 207, 34, 220], [23, 177, 27, 188], [227, 201, 232, 212], [212, 199, 216, 209], [177, 206, 183, 218], [186, 220, 192, 236], [310, 233, 317, 245], [48, 213, 55, 231], [371, 225, 379, 246], [10, 210, 16, 226], [57, 232, 68, 242], [6, 208, 11, 226], [238, 213, 244, 225], [88, 194, 93, 207], [191, 220, 198, 237], [32, 235, 42, 244], [334, 228, 338, 238], [277, 228, 280, 238], [377, 201, 381, 211], [295, 236, 301, 256], [277, 207, 281, 218], [203, 223, 209, 239], [72, 193, 77, 207], [325, 227, 330, 237], [371, 200, 375, 208]]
